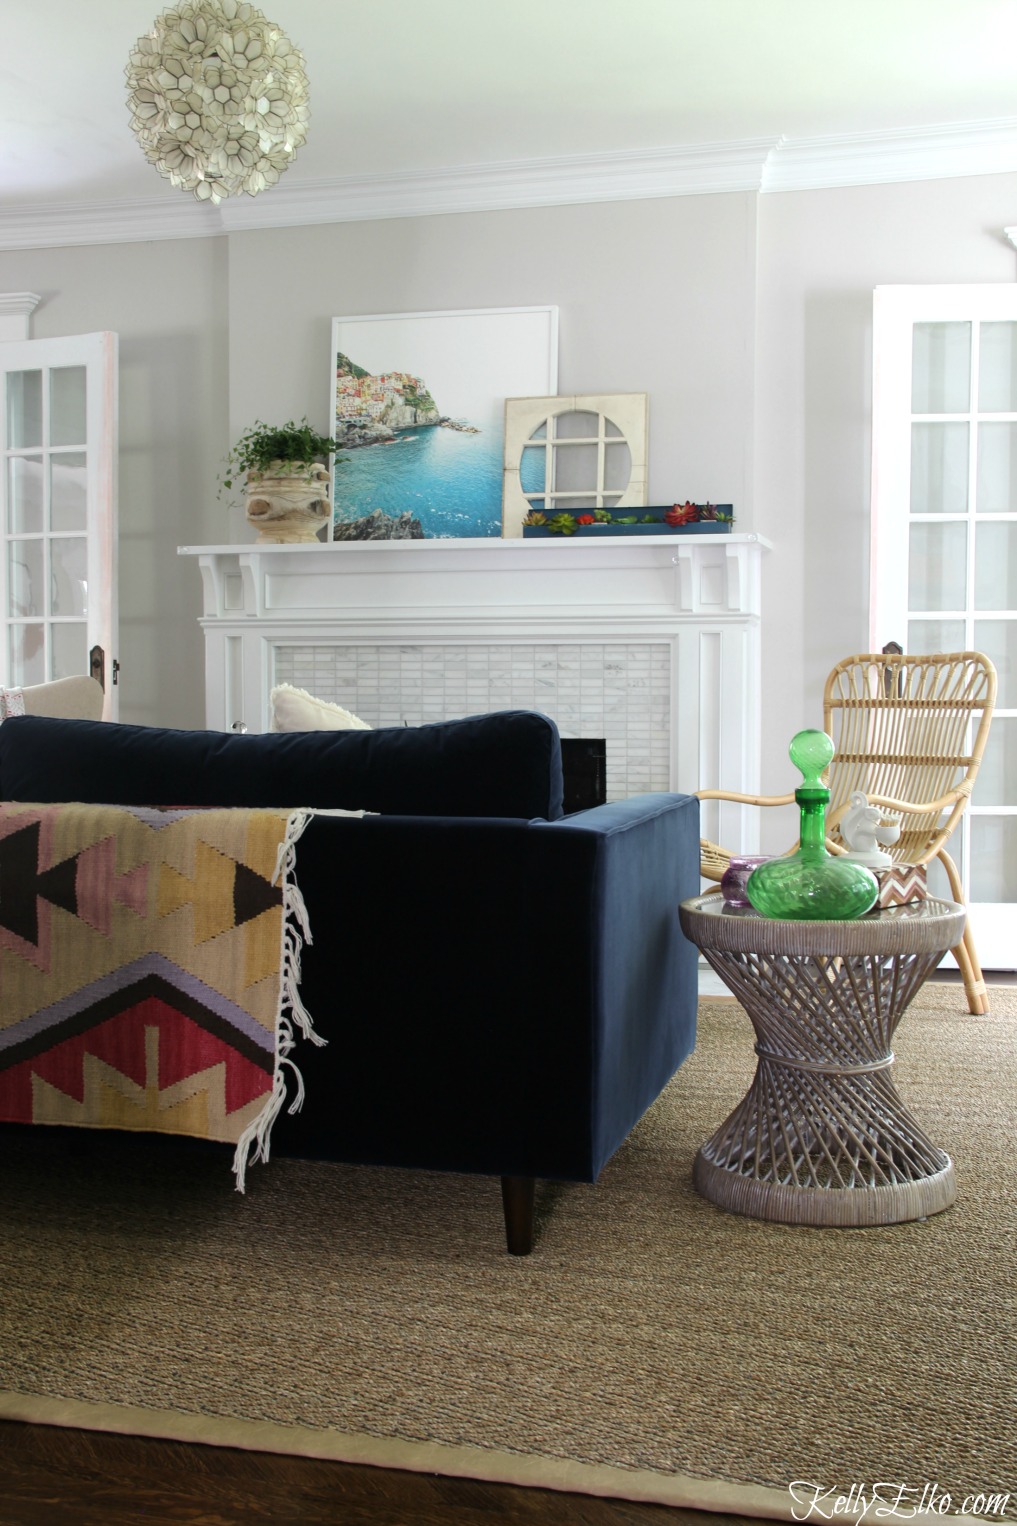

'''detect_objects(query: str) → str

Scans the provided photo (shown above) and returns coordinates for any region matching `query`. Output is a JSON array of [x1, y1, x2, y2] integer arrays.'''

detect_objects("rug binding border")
[[0, 1391, 994, 1524]]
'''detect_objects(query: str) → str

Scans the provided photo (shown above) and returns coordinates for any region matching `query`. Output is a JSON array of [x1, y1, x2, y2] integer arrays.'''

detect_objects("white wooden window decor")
[[501, 393, 648, 537]]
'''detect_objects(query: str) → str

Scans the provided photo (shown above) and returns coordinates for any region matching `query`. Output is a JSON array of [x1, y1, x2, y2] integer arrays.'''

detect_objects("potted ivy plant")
[[220, 418, 339, 543]]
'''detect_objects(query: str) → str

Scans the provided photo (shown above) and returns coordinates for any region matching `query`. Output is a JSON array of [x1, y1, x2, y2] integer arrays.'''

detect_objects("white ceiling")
[[3, 0, 1017, 244]]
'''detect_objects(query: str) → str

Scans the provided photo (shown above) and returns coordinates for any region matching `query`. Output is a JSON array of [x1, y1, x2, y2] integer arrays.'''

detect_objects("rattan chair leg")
[[959, 920, 990, 1015], [936, 848, 990, 1015]]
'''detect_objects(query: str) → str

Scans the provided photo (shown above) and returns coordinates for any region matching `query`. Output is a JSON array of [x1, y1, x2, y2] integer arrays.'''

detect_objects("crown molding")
[[0, 196, 224, 251], [763, 116, 1017, 192], [216, 138, 777, 232], [2, 118, 1017, 251]]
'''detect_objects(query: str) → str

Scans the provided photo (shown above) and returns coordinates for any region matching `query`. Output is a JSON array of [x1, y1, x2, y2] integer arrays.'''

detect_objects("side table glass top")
[[680, 894, 966, 958]]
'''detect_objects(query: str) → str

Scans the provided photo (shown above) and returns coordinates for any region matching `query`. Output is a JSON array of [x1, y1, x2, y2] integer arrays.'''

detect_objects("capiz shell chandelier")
[[126, 0, 309, 203]]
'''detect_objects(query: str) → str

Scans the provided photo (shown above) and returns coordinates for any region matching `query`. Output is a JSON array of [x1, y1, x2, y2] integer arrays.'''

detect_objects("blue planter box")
[[522, 508, 733, 539]]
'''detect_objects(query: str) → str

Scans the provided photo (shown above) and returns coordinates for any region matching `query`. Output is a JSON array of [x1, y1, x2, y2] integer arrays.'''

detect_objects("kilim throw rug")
[[0, 985, 1014, 1521], [0, 802, 318, 1188]]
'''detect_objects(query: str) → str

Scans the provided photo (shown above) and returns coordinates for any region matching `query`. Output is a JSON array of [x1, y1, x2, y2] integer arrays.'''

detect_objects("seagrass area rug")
[[0, 984, 1015, 1522]]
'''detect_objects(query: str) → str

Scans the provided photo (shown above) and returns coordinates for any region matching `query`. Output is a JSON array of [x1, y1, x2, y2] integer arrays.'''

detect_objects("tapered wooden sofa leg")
[[500, 1176, 535, 1255]]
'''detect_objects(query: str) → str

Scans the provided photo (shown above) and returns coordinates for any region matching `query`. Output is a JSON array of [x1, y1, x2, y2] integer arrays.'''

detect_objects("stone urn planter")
[[220, 420, 338, 545], [244, 460, 331, 543]]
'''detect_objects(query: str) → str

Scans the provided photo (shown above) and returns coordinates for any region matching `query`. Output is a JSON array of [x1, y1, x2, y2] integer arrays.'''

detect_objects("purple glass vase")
[[721, 855, 772, 908]]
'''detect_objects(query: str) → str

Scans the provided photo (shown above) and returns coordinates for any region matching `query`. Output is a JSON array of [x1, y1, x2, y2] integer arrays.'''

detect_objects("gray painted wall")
[[754, 172, 1017, 836], [223, 193, 758, 537], [0, 237, 228, 728], [0, 169, 1015, 792]]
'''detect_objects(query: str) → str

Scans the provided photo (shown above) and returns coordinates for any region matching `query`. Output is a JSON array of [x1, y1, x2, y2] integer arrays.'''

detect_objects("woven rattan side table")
[[678, 894, 967, 1227]]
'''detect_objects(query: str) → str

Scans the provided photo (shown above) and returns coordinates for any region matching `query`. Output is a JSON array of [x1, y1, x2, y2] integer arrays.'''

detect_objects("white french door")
[[871, 284, 1017, 969], [0, 332, 118, 717]]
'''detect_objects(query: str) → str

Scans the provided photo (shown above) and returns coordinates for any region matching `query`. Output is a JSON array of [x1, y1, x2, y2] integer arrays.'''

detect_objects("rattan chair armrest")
[[862, 786, 970, 817], [696, 789, 796, 807]]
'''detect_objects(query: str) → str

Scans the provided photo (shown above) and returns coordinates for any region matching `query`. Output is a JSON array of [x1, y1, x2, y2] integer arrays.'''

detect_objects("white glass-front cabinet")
[[871, 284, 1017, 969], [0, 332, 118, 716]]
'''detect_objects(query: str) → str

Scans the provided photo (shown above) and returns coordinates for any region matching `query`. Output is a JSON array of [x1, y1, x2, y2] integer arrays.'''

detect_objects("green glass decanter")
[[745, 729, 879, 920]]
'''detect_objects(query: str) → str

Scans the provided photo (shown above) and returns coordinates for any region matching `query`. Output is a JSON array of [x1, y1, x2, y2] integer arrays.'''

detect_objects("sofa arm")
[[539, 793, 701, 1171], [276, 793, 700, 1184]]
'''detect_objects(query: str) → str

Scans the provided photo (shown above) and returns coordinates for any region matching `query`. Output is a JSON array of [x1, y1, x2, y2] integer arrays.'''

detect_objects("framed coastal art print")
[[330, 306, 558, 540]]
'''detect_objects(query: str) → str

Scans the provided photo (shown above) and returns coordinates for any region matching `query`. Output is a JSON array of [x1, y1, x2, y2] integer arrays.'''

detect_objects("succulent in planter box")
[[522, 502, 735, 537]]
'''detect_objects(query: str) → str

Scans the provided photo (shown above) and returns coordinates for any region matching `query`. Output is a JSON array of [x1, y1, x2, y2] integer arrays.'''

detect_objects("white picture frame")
[[330, 306, 558, 540]]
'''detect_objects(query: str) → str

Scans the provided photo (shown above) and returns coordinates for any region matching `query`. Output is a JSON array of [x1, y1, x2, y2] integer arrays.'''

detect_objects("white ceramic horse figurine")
[[839, 790, 901, 869]]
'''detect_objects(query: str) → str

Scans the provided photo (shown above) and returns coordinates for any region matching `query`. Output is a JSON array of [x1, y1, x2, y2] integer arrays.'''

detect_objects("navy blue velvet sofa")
[[0, 708, 700, 1253]]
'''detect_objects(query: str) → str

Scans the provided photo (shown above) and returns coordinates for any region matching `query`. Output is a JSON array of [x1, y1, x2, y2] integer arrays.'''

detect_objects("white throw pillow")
[[1, 677, 104, 722], [269, 683, 371, 733]]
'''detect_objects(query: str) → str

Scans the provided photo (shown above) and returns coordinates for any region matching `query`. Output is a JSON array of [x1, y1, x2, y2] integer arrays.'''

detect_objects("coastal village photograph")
[[332, 353, 480, 539], [329, 307, 558, 539]]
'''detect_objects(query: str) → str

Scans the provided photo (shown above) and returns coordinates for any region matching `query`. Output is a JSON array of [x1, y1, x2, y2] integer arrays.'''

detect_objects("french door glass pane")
[[908, 522, 967, 610], [9, 624, 45, 686], [8, 539, 44, 617], [7, 455, 44, 533], [6, 370, 43, 449], [978, 322, 1017, 411], [51, 622, 87, 680], [975, 719, 1017, 808], [911, 422, 968, 513], [912, 322, 971, 413], [49, 366, 86, 447], [974, 522, 1017, 609], [50, 538, 87, 616], [50, 452, 87, 531], [973, 619, 1017, 707], [970, 816, 1017, 901], [976, 422, 1017, 512], [907, 618, 966, 654]]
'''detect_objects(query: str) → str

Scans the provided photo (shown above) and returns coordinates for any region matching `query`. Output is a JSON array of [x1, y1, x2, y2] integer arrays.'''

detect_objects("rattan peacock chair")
[[698, 651, 998, 1014]]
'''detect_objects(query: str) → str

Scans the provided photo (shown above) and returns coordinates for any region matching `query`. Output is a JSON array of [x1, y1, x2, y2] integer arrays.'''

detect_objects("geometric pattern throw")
[[0, 801, 320, 1188]]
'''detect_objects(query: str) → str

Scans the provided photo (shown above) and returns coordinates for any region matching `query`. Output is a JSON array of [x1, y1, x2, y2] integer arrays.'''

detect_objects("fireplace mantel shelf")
[[178, 534, 770, 622], [179, 533, 768, 552], [179, 535, 769, 848]]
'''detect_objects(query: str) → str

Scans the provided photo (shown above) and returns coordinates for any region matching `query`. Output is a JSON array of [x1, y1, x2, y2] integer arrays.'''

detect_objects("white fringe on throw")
[[233, 808, 326, 1193]]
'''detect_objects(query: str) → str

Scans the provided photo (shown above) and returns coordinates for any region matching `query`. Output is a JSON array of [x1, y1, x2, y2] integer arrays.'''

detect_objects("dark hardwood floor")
[[0, 1421, 761, 1526]]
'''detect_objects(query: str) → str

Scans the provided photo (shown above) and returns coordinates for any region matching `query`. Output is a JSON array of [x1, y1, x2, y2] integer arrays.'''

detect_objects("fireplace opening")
[[560, 738, 607, 815]]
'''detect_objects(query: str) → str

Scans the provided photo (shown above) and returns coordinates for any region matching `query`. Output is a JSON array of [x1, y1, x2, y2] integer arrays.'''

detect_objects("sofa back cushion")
[[0, 709, 564, 820]]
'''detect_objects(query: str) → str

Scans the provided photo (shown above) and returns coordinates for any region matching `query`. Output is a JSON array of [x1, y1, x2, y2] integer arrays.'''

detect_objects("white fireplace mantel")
[[179, 534, 770, 847]]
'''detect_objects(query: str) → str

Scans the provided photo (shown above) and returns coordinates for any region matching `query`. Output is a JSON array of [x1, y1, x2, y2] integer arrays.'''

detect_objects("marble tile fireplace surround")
[[179, 535, 769, 849]]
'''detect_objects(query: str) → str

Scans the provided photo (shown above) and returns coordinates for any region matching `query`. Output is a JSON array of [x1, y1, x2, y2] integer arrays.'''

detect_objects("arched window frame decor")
[[501, 393, 648, 537]]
